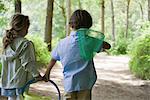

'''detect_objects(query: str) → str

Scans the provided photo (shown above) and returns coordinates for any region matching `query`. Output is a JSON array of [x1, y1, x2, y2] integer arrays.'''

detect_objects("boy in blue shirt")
[[43, 9, 110, 100]]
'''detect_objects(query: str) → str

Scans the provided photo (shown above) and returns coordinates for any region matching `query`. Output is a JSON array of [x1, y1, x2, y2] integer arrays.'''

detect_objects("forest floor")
[[0, 53, 150, 100]]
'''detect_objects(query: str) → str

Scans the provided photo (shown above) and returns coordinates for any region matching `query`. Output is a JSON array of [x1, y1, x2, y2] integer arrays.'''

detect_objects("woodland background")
[[0, 0, 149, 79]]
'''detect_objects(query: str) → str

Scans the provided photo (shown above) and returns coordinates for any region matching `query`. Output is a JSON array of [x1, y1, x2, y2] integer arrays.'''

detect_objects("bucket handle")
[[21, 78, 61, 100]]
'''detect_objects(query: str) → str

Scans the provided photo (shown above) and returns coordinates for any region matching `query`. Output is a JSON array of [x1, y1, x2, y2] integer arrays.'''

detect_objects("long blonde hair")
[[2, 13, 30, 49]]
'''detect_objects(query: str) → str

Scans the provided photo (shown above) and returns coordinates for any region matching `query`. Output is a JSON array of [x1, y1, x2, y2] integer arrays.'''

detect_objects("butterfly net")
[[77, 28, 105, 60]]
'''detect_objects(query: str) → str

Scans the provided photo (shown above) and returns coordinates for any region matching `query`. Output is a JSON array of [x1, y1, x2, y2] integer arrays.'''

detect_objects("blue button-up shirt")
[[51, 31, 97, 92]]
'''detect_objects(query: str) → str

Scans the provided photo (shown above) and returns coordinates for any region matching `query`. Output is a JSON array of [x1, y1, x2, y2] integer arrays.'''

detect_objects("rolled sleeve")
[[19, 41, 39, 77], [51, 42, 61, 61]]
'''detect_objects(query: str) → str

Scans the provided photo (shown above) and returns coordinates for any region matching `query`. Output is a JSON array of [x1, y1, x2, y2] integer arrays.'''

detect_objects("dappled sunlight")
[[0, 0, 149, 100]]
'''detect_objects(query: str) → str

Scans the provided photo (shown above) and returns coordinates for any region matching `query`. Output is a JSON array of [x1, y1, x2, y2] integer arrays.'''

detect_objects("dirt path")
[[1, 53, 150, 100], [93, 53, 150, 100]]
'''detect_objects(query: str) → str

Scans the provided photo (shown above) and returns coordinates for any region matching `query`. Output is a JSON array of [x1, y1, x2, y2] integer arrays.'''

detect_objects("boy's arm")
[[43, 58, 57, 82]]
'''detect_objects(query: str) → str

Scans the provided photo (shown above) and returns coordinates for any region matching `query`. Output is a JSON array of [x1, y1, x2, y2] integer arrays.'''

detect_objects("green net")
[[77, 28, 105, 60]]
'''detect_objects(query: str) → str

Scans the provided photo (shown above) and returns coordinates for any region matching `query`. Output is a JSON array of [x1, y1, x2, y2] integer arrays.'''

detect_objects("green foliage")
[[0, 16, 7, 28], [0, 37, 2, 54], [26, 34, 51, 66], [109, 38, 128, 55], [0, 62, 2, 74], [132, 21, 150, 39], [129, 34, 150, 80], [0, 0, 7, 35], [139, 21, 150, 35], [0, 1, 6, 13], [1, 0, 149, 57]]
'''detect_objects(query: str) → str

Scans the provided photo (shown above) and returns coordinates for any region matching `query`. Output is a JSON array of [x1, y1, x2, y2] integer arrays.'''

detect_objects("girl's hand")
[[34, 74, 43, 81]]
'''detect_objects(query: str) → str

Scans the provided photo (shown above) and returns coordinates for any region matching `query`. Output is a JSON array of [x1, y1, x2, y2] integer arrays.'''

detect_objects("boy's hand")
[[42, 71, 50, 82], [103, 41, 111, 49], [42, 59, 56, 82]]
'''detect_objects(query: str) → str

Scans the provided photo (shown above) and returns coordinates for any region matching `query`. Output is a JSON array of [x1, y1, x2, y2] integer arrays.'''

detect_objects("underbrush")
[[129, 34, 150, 80]]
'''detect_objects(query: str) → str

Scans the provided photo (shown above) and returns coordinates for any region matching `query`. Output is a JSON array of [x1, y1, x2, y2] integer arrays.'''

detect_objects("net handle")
[[22, 78, 61, 100]]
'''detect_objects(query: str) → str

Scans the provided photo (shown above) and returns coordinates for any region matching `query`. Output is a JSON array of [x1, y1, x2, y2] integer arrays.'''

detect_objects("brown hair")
[[69, 9, 92, 30], [3, 13, 30, 49]]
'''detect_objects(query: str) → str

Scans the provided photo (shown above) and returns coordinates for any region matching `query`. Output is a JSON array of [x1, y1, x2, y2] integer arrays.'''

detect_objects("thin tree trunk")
[[139, 2, 144, 20], [66, 0, 71, 36], [148, 0, 150, 21], [125, 0, 130, 38], [54, 0, 66, 28], [101, 0, 105, 33], [15, 0, 21, 13], [78, 0, 82, 9], [111, 0, 115, 42], [61, 0, 66, 24], [44, 0, 54, 51]]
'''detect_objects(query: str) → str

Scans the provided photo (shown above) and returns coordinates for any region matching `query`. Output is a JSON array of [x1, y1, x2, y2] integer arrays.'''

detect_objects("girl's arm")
[[43, 58, 57, 82], [20, 41, 40, 77]]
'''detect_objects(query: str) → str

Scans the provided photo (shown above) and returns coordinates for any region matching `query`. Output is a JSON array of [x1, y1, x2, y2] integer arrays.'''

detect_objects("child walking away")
[[43, 9, 111, 100], [1, 13, 42, 100]]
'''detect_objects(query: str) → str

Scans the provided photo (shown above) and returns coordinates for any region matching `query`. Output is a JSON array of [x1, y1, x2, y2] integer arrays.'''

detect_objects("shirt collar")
[[70, 31, 77, 36]]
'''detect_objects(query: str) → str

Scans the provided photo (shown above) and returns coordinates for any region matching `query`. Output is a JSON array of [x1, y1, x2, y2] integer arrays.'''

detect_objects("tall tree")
[[148, 0, 150, 21], [138, 2, 144, 20], [125, 0, 131, 38], [0, 1, 7, 28], [15, 0, 21, 13], [101, 0, 105, 33], [44, 0, 54, 51], [55, 0, 66, 30], [56, 0, 66, 22], [111, 0, 115, 41], [66, 0, 71, 36], [78, 0, 82, 9]]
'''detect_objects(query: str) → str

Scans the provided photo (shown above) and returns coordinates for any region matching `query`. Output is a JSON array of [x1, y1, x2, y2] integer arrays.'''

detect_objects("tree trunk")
[[148, 0, 150, 21], [139, 2, 143, 20], [111, 0, 115, 42], [61, 0, 66, 24], [125, 0, 130, 38], [55, 0, 66, 29], [15, 0, 21, 13], [101, 0, 105, 33], [66, 0, 71, 36], [78, 0, 82, 9], [44, 0, 54, 51]]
